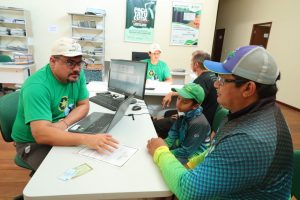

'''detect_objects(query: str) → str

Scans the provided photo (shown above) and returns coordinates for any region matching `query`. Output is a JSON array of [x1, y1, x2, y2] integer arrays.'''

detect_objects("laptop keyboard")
[[89, 94, 123, 111], [85, 115, 113, 133]]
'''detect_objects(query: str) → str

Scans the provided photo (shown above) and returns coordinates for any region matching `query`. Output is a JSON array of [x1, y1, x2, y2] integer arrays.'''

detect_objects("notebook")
[[68, 94, 134, 134]]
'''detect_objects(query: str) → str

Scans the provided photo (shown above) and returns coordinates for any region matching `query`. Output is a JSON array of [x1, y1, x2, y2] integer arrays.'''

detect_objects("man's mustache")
[[69, 72, 80, 76]]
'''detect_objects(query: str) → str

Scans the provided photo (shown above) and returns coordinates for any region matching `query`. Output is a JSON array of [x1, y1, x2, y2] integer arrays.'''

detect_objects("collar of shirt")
[[227, 96, 276, 121]]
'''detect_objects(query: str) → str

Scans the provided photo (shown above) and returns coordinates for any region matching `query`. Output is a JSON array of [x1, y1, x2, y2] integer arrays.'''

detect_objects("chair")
[[211, 105, 229, 133], [0, 54, 15, 94], [209, 105, 228, 140], [0, 91, 33, 170], [0, 54, 12, 62], [0, 91, 34, 200], [291, 150, 300, 199]]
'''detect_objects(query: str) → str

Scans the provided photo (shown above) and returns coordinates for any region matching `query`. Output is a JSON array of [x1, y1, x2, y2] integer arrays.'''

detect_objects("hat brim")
[[174, 88, 194, 100], [203, 60, 231, 74], [61, 52, 83, 57], [150, 49, 162, 53]]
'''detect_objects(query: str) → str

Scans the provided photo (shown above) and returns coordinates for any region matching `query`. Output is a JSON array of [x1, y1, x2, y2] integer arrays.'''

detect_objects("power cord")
[[126, 113, 150, 121]]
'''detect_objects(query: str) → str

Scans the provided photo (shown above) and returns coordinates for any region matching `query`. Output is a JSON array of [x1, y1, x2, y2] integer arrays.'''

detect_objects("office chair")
[[209, 105, 228, 141], [0, 54, 15, 94], [0, 90, 33, 169], [0, 91, 34, 200], [291, 150, 300, 199], [0, 54, 12, 62], [211, 105, 229, 133]]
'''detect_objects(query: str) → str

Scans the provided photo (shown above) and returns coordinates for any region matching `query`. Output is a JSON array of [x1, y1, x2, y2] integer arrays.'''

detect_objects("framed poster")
[[170, 1, 202, 46], [125, 0, 157, 43]]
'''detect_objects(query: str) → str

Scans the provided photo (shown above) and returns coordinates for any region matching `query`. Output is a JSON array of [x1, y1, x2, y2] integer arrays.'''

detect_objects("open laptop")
[[68, 94, 134, 134]]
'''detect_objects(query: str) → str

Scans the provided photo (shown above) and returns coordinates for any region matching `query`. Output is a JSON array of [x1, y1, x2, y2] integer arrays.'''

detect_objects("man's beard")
[[67, 72, 80, 83]]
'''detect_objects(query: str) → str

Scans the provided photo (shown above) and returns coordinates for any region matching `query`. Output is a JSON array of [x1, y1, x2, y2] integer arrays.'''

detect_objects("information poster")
[[170, 1, 202, 46], [125, 0, 157, 43]]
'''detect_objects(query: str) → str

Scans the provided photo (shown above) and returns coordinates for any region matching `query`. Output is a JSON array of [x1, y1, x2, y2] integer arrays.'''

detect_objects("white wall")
[[216, 0, 300, 109], [0, 0, 219, 72]]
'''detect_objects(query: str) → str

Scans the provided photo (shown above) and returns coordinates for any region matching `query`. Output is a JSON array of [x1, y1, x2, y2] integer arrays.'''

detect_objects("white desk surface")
[[0, 63, 33, 69], [0, 63, 34, 84], [23, 101, 172, 200], [170, 71, 188, 76], [86, 81, 182, 97]]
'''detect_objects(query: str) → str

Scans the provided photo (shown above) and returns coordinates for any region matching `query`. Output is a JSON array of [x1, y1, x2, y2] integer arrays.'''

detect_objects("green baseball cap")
[[172, 83, 205, 103]]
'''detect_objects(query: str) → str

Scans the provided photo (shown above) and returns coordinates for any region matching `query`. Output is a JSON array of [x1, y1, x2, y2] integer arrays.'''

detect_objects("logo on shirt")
[[149, 69, 155, 77], [59, 96, 68, 112], [148, 70, 158, 80]]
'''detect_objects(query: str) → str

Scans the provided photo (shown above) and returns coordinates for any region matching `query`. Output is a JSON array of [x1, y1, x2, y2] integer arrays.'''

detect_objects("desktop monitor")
[[108, 59, 147, 100], [102, 60, 110, 82], [132, 52, 149, 61]]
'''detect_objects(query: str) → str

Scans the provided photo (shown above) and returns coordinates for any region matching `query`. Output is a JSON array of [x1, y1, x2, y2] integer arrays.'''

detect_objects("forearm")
[[32, 123, 87, 146], [63, 101, 89, 126], [164, 77, 173, 83], [153, 146, 187, 198]]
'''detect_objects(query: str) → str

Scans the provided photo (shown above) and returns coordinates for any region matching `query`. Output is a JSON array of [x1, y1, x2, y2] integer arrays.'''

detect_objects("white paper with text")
[[77, 145, 138, 167]]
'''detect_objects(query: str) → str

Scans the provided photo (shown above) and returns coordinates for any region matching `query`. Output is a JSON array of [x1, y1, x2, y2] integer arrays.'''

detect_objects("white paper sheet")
[[77, 145, 138, 167]]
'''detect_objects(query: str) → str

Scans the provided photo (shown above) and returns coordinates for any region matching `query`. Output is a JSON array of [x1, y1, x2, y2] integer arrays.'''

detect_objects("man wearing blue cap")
[[147, 45, 293, 199]]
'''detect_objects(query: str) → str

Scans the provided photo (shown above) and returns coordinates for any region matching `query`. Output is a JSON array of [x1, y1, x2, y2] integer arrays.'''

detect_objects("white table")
[[170, 71, 189, 85], [0, 63, 34, 84], [23, 101, 172, 200], [86, 81, 183, 117]]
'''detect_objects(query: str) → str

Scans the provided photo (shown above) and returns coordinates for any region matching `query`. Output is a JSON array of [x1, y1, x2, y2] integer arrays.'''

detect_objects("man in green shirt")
[[143, 43, 172, 83], [12, 38, 118, 170]]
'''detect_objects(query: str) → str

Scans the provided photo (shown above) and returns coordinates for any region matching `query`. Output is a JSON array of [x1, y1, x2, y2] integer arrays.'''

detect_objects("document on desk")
[[77, 145, 138, 167]]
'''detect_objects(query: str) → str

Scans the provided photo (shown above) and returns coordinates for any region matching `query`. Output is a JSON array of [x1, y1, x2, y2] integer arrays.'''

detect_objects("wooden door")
[[250, 22, 272, 49], [211, 28, 225, 62]]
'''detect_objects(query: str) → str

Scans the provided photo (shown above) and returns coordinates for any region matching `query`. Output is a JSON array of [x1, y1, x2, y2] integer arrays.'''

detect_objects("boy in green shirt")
[[143, 43, 172, 83]]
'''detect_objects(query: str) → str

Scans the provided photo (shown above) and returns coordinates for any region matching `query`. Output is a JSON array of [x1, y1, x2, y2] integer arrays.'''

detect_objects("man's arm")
[[31, 120, 118, 153], [148, 133, 269, 200], [162, 91, 178, 109], [164, 77, 173, 83], [52, 99, 89, 129]]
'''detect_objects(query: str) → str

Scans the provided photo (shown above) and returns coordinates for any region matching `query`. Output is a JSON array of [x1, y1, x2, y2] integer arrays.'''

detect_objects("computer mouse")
[[132, 105, 142, 111]]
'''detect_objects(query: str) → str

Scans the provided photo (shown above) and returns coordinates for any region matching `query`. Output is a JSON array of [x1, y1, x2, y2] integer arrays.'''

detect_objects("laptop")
[[68, 94, 134, 134]]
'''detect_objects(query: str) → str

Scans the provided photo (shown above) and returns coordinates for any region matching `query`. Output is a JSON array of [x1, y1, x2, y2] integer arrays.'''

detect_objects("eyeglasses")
[[216, 76, 248, 86], [65, 59, 86, 69], [151, 52, 161, 56], [57, 57, 86, 69]]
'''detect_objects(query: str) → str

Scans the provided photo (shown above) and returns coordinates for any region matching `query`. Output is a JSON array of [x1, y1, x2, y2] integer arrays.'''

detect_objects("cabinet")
[[0, 6, 34, 92], [0, 6, 34, 63], [68, 12, 105, 82]]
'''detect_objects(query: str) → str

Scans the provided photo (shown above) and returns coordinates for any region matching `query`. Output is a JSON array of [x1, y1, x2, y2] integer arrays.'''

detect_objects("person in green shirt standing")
[[143, 43, 172, 83], [12, 38, 118, 171]]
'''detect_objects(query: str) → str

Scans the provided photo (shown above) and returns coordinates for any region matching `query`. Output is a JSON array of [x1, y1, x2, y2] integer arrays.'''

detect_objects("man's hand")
[[85, 134, 119, 154], [147, 137, 167, 156], [161, 92, 173, 109]]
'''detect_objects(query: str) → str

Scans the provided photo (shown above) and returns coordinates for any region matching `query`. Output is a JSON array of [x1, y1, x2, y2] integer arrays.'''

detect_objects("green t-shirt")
[[142, 59, 171, 81], [12, 64, 89, 143]]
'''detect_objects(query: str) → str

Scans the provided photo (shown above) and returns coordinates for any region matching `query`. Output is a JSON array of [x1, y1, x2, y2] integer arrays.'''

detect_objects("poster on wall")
[[125, 0, 157, 43], [170, 1, 202, 46]]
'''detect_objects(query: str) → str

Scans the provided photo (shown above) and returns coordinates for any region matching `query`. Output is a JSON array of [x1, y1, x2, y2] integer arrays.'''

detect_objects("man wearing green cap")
[[163, 83, 210, 164]]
